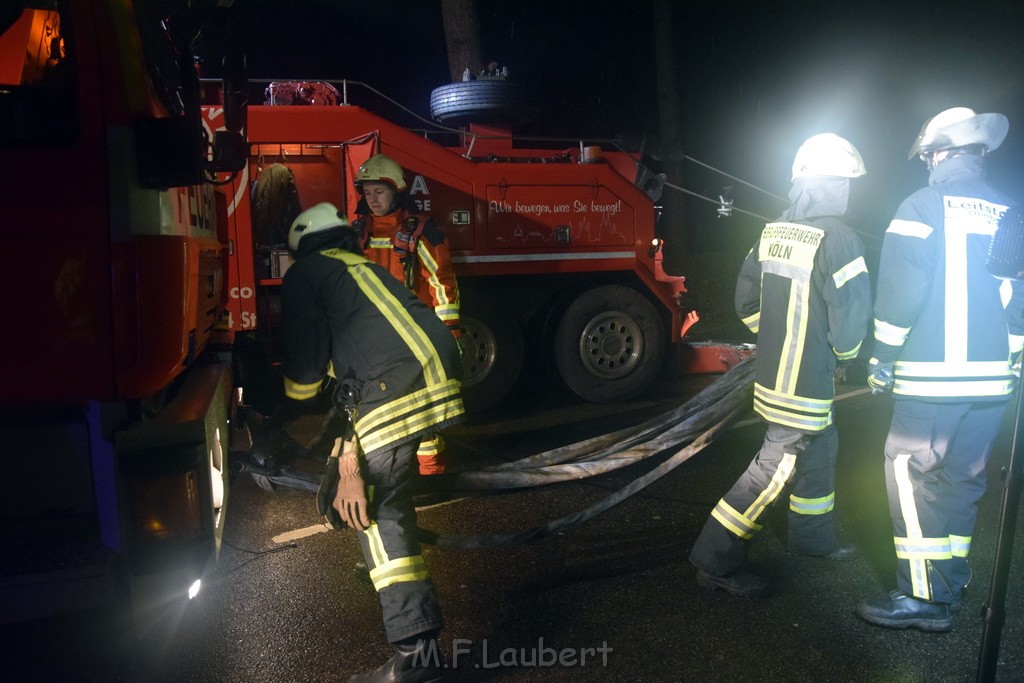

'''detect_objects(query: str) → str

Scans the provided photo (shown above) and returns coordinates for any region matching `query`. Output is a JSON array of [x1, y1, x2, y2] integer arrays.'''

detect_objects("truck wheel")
[[554, 285, 666, 403], [430, 81, 539, 125], [458, 290, 524, 412]]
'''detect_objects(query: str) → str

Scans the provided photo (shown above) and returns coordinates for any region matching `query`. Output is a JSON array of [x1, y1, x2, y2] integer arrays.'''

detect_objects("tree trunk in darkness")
[[441, 0, 483, 83], [652, 0, 688, 258]]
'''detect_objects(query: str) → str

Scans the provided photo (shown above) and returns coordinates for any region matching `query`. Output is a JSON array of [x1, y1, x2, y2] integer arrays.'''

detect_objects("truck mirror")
[[208, 130, 247, 174], [222, 54, 248, 133]]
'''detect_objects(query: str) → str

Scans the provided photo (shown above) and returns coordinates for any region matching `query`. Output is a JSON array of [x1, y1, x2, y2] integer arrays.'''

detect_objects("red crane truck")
[[212, 78, 704, 412]]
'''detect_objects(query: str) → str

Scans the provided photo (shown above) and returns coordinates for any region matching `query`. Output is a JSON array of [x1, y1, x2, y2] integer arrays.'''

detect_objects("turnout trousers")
[[690, 422, 840, 576], [356, 438, 443, 642], [883, 398, 1007, 604], [416, 433, 446, 475]]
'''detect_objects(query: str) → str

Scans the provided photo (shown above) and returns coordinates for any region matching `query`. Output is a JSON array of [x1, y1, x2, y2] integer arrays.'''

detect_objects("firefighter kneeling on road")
[[354, 153, 461, 477], [281, 202, 465, 682]]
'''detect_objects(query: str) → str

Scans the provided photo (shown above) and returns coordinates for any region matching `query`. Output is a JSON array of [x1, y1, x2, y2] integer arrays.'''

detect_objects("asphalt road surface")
[[8, 370, 1024, 682]]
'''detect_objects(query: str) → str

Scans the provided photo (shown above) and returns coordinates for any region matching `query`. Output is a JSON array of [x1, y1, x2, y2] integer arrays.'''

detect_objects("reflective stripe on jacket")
[[872, 155, 1024, 401], [280, 247, 464, 458], [360, 210, 461, 326], [736, 217, 871, 430]]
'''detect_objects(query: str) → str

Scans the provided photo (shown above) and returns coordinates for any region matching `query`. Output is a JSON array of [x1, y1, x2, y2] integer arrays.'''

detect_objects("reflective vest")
[[737, 217, 871, 431], [356, 210, 461, 327], [873, 155, 1024, 401]]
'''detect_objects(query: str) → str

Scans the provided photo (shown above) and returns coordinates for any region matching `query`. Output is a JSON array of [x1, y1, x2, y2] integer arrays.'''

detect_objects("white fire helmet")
[[355, 154, 407, 192], [288, 202, 349, 252], [906, 106, 1009, 160], [791, 133, 867, 181]]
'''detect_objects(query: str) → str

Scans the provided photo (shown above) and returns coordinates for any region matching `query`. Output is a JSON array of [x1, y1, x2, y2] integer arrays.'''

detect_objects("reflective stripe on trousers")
[[884, 398, 1006, 603], [689, 423, 839, 576], [356, 438, 443, 642]]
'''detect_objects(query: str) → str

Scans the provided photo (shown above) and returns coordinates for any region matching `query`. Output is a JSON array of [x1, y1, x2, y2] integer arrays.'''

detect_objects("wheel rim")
[[459, 317, 498, 388], [576, 311, 644, 379]]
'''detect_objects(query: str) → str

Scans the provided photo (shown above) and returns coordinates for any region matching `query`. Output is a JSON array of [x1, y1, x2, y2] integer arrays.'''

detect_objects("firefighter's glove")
[[1011, 352, 1022, 379], [316, 443, 344, 530], [867, 361, 895, 395], [392, 228, 416, 263], [333, 437, 371, 530]]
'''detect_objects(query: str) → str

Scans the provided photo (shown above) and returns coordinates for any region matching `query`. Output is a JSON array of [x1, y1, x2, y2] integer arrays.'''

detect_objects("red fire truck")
[[0, 0, 245, 627], [211, 78, 695, 411]]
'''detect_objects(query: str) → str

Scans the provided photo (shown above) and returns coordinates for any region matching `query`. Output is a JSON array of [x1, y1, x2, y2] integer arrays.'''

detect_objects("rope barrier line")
[[683, 155, 789, 203], [663, 180, 773, 222]]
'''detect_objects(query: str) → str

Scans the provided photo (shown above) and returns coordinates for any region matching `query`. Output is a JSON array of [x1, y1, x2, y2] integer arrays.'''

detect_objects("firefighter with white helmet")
[[856, 108, 1023, 632], [353, 153, 461, 477], [281, 202, 464, 680], [688, 133, 871, 597]]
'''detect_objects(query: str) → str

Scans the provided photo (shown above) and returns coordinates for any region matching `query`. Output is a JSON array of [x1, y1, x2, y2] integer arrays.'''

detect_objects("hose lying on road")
[[418, 357, 755, 548], [442, 356, 754, 491], [244, 357, 756, 547]]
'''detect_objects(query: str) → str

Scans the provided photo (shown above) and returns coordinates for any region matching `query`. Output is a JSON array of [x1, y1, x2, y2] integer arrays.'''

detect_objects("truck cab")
[[0, 0, 245, 632]]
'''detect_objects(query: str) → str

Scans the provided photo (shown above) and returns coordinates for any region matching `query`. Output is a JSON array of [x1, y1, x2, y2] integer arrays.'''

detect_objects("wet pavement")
[[7, 371, 1024, 682]]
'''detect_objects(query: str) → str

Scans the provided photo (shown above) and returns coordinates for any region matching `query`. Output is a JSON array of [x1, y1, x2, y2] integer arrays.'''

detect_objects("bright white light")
[[188, 579, 202, 600]]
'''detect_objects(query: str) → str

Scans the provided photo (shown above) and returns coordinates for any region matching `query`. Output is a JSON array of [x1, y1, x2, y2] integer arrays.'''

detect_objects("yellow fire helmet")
[[355, 154, 407, 192]]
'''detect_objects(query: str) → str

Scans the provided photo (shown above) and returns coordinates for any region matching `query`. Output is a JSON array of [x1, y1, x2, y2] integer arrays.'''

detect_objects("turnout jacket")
[[280, 244, 464, 458], [737, 216, 871, 431], [356, 209, 461, 328], [873, 155, 1024, 401]]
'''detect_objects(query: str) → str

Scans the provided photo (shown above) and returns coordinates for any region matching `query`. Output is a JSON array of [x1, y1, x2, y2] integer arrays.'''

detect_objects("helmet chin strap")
[[921, 150, 948, 171], [922, 147, 987, 171]]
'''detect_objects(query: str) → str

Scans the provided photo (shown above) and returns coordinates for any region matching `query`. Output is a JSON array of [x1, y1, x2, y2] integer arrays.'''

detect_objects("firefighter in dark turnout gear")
[[856, 108, 1024, 632], [353, 153, 461, 476], [281, 202, 464, 681], [689, 134, 872, 597]]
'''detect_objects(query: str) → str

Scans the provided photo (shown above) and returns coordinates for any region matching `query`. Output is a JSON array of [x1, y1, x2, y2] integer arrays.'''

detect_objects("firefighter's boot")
[[855, 590, 952, 632], [353, 559, 372, 585], [348, 633, 444, 683]]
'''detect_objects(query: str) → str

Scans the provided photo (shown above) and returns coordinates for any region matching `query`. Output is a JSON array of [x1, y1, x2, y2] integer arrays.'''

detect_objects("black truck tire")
[[457, 289, 524, 412], [429, 81, 538, 125], [554, 285, 666, 403]]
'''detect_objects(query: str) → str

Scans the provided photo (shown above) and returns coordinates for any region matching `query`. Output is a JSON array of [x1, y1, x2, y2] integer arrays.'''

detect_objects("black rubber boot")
[[348, 634, 444, 682], [353, 559, 372, 585]]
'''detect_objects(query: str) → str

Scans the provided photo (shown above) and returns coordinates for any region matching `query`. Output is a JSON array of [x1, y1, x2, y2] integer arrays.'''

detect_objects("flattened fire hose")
[[246, 357, 756, 548], [417, 357, 755, 548]]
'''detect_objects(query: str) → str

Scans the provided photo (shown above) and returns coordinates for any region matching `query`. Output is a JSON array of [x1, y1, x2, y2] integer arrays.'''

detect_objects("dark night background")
[[198, 0, 1024, 274]]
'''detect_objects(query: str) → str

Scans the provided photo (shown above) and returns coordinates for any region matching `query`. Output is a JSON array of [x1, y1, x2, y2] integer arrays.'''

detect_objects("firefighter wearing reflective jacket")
[[689, 133, 872, 598], [281, 203, 464, 681], [856, 108, 1024, 632], [353, 153, 460, 476]]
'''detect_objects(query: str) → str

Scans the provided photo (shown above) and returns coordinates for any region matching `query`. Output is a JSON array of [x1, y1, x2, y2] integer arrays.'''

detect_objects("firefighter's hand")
[[867, 361, 895, 395], [334, 438, 371, 530]]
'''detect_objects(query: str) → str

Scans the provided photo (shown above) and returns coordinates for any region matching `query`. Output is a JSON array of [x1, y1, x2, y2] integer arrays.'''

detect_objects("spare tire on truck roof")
[[430, 80, 540, 125]]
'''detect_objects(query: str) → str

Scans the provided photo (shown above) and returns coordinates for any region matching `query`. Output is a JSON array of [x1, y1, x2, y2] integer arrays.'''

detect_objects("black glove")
[[867, 360, 895, 395], [316, 446, 345, 530]]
